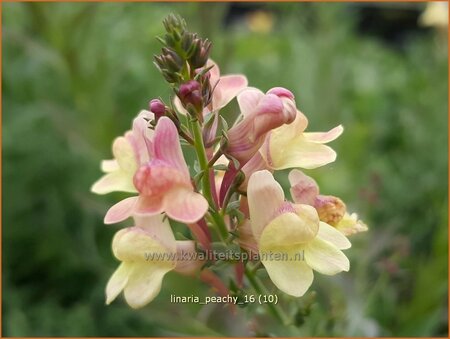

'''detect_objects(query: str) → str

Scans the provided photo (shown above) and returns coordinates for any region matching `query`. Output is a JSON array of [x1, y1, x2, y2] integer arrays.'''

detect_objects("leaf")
[[213, 164, 229, 171], [220, 115, 229, 132]]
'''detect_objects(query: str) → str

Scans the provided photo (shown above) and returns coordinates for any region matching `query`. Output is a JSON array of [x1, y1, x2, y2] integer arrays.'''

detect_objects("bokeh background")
[[3, 2, 448, 337]]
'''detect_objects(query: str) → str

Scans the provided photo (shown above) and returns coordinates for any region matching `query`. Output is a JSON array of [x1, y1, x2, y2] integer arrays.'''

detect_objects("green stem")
[[211, 211, 229, 241], [190, 118, 229, 241], [244, 267, 290, 325], [191, 118, 214, 206]]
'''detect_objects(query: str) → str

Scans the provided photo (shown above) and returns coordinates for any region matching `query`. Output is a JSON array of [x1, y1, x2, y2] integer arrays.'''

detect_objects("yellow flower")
[[106, 215, 199, 308], [248, 170, 350, 297], [261, 110, 343, 170]]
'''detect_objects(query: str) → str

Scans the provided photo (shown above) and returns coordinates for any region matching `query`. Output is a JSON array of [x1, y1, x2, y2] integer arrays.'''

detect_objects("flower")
[[261, 109, 344, 170], [224, 87, 297, 166], [106, 215, 200, 308], [91, 110, 153, 194], [247, 170, 351, 297], [289, 169, 368, 236], [419, 2, 448, 30], [104, 116, 208, 224]]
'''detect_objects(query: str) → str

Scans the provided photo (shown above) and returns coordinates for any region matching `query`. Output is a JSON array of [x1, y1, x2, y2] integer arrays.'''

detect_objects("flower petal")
[[206, 59, 221, 83], [304, 237, 350, 275], [131, 110, 154, 163], [237, 87, 265, 116], [134, 195, 164, 216], [104, 197, 138, 224], [91, 172, 137, 195], [247, 170, 285, 240], [335, 213, 368, 236], [163, 187, 208, 223], [101, 159, 119, 173], [259, 206, 319, 249], [261, 253, 314, 297], [124, 261, 174, 309], [213, 74, 248, 110], [288, 169, 319, 205], [174, 240, 203, 275], [133, 214, 177, 253], [240, 152, 269, 190], [317, 221, 351, 250], [267, 135, 338, 170], [113, 136, 138, 174], [112, 226, 174, 263], [173, 96, 189, 115], [303, 125, 343, 143], [106, 262, 131, 305], [153, 117, 190, 179]]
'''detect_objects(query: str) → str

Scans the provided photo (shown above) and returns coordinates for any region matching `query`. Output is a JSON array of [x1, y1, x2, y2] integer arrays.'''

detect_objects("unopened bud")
[[161, 69, 179, 83], [267, 87, 295, 99], [189, 39, 212, 69], [314, 195, 346, 226], [149, 99, 166, 120], [178, 80, 203, 114]]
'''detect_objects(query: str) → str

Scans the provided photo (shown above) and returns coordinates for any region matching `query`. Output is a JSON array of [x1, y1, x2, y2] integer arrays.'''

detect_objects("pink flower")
[[104, 117, 208, 224], [224, 87, 297, 166]]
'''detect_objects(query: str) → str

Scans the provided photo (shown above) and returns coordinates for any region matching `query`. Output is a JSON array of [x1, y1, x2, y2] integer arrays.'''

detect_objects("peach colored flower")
[[104, 117, 208, 224], [247, 170, 350, 297]]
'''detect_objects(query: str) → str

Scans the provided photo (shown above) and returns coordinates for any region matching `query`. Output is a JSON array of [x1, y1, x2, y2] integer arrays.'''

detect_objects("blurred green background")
[[3, 2, 448, 337]]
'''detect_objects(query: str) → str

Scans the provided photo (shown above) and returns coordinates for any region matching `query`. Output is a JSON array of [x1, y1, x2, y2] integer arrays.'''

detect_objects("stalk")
[[190, 118, 229, 241]]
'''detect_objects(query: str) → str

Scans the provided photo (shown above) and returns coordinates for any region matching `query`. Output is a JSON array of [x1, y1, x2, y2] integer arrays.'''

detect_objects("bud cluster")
[[153, 14, 213, 120]]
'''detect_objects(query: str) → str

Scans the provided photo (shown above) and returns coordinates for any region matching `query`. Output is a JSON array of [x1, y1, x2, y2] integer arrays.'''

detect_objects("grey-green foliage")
[[3, 2, 448, 336]]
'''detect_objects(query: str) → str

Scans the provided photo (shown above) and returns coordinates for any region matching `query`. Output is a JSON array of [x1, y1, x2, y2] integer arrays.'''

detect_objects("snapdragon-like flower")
[[261, 109, 344, 170], [104, 116, 208, 224], [247, 170, 351, 297], [289, 169, 368, 235], [106, 215, 200, 309], [224, 87, 297, 166], [91, 110, 153, 194]]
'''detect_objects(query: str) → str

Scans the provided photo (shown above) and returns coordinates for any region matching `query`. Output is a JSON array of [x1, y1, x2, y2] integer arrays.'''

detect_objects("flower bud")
[[161, 47, 184, 72], [267, 87, 295, 99], [224, 91, 295, 166], [189, 39, 212, 69], [314, 195, 346, 226], [267, 87, 296, 123], [178, 80, 203, 114], [149, 99, 166, 120]]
